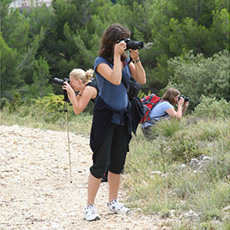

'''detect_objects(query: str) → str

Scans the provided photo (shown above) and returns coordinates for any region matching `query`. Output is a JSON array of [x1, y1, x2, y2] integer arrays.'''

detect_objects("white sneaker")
[[107, 199, 130, 214], [84, 204, 100, 221]]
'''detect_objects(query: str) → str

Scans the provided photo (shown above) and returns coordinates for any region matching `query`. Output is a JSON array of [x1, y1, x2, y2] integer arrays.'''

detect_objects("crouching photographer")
[[56, 68, 98, 115], [142, 88, 189, 137]]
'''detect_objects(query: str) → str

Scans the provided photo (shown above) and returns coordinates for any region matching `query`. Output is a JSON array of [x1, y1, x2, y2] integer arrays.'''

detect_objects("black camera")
[[178, 95, 190, 101], [119, 38, 144, 50], [52, 77, 70, 86]]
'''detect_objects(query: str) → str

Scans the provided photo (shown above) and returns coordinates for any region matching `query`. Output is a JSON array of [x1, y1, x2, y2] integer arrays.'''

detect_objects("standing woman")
[[62, 68, 98, 114], [84, 23, 146, 221]]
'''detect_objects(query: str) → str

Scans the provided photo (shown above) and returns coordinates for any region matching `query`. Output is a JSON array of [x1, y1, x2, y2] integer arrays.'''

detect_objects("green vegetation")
[[1, 1, 229, 228], [1, 95, 229, 229], [125, 98, 230, 229], [1, 0, 229, 102], [166, 50, 230, 111], [0, 93, 93, 135]]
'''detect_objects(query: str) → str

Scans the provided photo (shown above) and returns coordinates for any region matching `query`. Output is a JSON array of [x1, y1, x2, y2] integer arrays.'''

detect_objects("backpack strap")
[[144, 98, 165, 123]]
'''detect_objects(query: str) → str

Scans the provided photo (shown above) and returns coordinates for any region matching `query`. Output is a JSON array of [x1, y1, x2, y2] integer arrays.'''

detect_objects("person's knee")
[[90, 165, 107, 179], [109, 164, 123, 175]]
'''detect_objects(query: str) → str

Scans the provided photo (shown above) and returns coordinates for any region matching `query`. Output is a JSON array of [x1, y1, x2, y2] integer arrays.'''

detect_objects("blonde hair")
[[69, 68, 94, 83], [162, 88, 180, 105]]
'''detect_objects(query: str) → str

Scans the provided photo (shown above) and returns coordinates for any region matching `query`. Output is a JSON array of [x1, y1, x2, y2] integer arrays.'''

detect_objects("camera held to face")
[[52, 77, 70, 86], [119, 38, 144, 50], [178, 95, 190, 102]]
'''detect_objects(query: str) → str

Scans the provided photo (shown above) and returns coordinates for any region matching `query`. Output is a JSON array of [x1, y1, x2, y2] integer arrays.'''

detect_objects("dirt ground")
[[0, 125, 173, 230]]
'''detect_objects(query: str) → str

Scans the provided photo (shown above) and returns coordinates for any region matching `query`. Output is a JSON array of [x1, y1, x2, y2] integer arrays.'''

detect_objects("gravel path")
[[0, 125, 170, 230]]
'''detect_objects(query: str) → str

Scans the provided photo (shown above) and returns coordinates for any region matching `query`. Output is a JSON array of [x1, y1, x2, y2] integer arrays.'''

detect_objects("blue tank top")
[[94, 56, 130, 124]]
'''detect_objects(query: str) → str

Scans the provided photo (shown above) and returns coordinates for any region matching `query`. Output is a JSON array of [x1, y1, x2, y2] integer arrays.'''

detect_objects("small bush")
[[33, 93, 67, 113], [3, 92, 24, 113], [194, 96, 230, 120], [142, 118, 184, 141], [166, 50, 230, 110], [0, 97, 10, 109]]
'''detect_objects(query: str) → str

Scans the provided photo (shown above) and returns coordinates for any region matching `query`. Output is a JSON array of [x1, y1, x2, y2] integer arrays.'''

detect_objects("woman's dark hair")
[[162, 88, 180, 105], [98, 23, 131, 63]]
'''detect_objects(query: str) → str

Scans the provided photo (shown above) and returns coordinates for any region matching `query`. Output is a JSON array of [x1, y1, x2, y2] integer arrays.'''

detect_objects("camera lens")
[[184, 97, 190, 101], [126, 41, 144, 50], [52, 77, 70, 86], [178, 95, 190, 101], [64, 78, 70, 84], [53, 77, 64, 85]]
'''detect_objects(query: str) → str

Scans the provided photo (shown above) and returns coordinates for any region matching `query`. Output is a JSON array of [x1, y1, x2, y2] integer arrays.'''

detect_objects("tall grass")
[[126, 117, 230, 229], [1, 96, 230, 229]]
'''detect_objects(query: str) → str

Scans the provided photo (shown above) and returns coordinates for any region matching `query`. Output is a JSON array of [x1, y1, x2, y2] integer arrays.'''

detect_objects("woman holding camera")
[[83, 23, 146, 221], [142, 88, 189, 137], [62, 68, 98, 114]]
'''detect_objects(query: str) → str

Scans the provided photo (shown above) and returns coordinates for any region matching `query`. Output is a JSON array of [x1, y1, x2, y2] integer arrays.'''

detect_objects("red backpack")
[[140, 94, 163, 124]]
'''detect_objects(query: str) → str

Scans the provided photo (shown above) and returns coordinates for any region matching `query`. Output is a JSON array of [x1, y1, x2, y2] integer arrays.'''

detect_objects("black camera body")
[[52, 77, 70, 86], [178, 95, 190, 102], [119, 38, 144, 50]]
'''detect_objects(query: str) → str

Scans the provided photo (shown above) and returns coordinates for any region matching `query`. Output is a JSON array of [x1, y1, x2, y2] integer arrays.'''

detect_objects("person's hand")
[[177, 97, 184, 106], [130, 49, 139, 61], [184, 101, 189, 108], [62, 81, 74, 94], [114, 41, 126, 56]]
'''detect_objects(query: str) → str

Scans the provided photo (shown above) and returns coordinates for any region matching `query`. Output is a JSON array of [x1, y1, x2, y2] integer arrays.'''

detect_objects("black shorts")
[[90, 123, 128, 178]]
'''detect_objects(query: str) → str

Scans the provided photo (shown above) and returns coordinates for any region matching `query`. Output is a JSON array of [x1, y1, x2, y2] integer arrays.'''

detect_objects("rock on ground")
[[0, 125, 171, 230]]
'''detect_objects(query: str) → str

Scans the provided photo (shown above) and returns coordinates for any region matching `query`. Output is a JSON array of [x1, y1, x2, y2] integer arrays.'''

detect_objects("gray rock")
[[222, 205, 230, 212]]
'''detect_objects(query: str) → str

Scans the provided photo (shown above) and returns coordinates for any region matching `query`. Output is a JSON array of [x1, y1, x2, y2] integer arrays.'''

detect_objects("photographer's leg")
[[84, 127, 114, 221], [87, 172, 101, 205], [107, 125, 130, 215], [84, 173, 101, 221], [88, 124, 115, 203], [108, 172, 121, 202]]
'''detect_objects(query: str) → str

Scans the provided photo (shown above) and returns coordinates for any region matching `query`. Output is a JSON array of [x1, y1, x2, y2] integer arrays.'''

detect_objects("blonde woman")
[[62, 68, 98, 115]]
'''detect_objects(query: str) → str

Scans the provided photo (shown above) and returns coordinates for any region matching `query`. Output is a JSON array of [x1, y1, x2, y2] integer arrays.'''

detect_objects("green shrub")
[[167, 134, 205, 163], [33, 93, 67, 113], [0, 97, 9, 109], [153, 118, 183, 138], [1, 92, 24, 113], [166, 50, 230, 110], [194, 96, 230, 119]]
